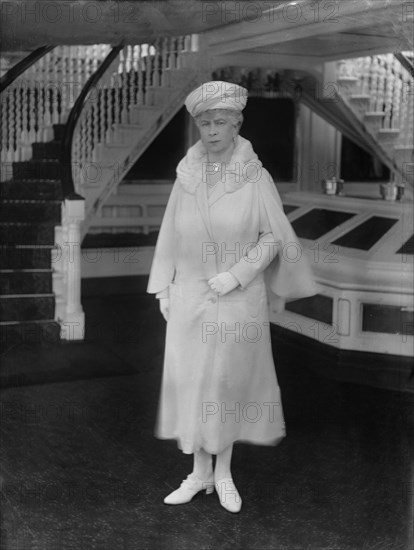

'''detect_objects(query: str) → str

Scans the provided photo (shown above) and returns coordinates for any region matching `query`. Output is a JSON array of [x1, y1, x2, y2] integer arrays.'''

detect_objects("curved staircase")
[[1, 40, 412, 345], [1, 37, 200, 344], [0, 125, 65, 346]]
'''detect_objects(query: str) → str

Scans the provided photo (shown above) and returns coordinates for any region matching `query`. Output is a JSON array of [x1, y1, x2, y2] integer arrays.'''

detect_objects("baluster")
[[383, 56, 394, 129], [161, 37, 169, 87], [167, 37, 176, 71], [49, 49, 60, 125], [359, 56, 371, 95], [1, 95, 10, 180], [405, 80, 414, 147], [399, 75, 410, 146], [152, 38, 161, 87], [85, 103, 94, 167], [184, 35, 192, 52], [114, 72, 121, 128], [6, 88, 15, 162], [18, 82, 30, 161], [392, 63, 403, 132], [119, 49, 129, 124], [145, 45, 152, 104], [98, 87, 106, 146], [375, 56, 386, 119], [125, 45, 133, 109], [9, 86, 19, 161], [176, 36, 185, 69], [191, 34, 199, 52], [351, 57, 362, 80], [28, 83, 37, 145], [105, 82, 113, 143], [369, 57, 379, 111], [136, 45, 144, 105]]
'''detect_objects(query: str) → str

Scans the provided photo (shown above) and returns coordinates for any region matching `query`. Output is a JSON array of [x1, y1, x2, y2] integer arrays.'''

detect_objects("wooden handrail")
[[0, 45, 55, 93], [60, 42, 124, 200], [394, 53, 414, 78]]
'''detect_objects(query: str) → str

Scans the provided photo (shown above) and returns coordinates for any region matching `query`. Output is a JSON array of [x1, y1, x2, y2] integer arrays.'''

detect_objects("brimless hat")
[[184, 81, 248, 118]]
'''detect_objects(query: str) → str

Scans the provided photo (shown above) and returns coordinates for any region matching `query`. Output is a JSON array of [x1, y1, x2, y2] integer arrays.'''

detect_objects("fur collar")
[[176, 135, 263, 194]]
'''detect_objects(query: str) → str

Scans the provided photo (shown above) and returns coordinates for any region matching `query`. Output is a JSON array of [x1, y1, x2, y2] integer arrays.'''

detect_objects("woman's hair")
[[194, 109, 243, 131]]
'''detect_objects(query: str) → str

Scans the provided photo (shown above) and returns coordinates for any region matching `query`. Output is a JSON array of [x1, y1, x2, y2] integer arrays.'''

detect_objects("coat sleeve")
[[147, 179, 181, 294], [230, 170, 317, 301], [228, 189, 279, 288]]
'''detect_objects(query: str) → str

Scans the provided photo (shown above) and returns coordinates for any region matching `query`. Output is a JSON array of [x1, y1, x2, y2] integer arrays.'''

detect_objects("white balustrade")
[[336, 53, 413, 170], [0, 45, 111, 180], [71, 35, 197, 201]]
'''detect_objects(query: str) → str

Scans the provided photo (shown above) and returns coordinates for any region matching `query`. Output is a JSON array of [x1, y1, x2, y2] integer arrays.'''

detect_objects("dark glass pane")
[[340, 135, 390, 181], [125, 107, 186, 180], [241, 97, 295, 181], [285, 294, 333, 325], [362, 304, 414, 335], [333, 216, 398, 250], [397, 235, 414, 255], [82, 231, 159, 248], [291, 209, 356, 240], [283, 204, 299, 215]]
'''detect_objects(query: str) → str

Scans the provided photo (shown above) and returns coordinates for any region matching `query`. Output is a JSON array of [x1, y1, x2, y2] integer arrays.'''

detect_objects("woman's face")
[[196, 111, 237, 156]]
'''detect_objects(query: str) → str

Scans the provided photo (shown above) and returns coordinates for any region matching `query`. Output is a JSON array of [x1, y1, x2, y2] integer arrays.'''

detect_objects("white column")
[[60, 197, 86, 341], [298, 104, 342, 192]]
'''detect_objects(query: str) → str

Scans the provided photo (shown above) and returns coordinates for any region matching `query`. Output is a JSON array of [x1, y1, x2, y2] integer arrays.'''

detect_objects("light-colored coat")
[[148, 136, 316, 454]]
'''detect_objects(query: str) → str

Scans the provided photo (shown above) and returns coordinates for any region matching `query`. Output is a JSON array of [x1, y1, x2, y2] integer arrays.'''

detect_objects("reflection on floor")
[[1, 292, 413, 550]]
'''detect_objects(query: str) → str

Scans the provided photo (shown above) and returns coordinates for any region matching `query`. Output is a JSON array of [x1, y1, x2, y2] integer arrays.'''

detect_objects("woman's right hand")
[[159, 298, 170, 322]]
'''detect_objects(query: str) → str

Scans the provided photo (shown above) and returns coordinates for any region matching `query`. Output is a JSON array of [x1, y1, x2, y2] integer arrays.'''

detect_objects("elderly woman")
[[147, 81, 316, 513]]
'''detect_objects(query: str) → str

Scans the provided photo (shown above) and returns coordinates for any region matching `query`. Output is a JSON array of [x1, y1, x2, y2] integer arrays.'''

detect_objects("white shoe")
[[164, 472, 214, 505], [215, 477, 242, 513]]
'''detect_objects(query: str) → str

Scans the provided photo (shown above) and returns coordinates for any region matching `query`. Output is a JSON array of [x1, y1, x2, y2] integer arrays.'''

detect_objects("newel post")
[[59, 197, 86, 341]]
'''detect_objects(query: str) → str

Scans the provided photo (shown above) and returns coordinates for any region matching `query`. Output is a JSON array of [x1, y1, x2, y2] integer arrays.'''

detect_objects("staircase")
[[297, 54, 413, 190], [0, 37, 200, 342], [336, 54, 413, 188], [0, 125, 64, 347], [1, 40, 411, 344]]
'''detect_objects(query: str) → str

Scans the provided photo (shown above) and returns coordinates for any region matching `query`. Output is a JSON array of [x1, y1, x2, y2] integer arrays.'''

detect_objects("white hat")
[[184, 81, 248, 117]]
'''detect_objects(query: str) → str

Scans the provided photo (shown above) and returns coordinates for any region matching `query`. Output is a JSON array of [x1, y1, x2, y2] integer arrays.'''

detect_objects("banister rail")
[[394, 53, 414, 78], [60, 42, 124, 200], [0, 45, 55, 93]]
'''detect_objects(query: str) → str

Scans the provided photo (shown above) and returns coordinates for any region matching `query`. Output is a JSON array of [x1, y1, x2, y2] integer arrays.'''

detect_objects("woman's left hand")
[[208, 272, 240, 296]]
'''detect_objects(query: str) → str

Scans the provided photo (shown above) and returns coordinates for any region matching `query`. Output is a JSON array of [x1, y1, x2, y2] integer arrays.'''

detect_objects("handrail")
[[394, 53, 414, 78], [60, 42, 124, 200], [0, 45, 55, 93]]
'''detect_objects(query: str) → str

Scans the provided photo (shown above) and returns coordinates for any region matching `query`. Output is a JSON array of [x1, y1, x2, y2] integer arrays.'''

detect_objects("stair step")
[[0, 223, 56, 245], [13, 160, 62, 180], [0, 200, 61, 223], [165, 67, 195, 88], [0, 320, 61, 346], [129, 105, 162, 125], [113, 123, 146, 143], [146, 85, 180, 107], [32, 141, 61, 160], [0, 294, 55, 322], [0, 246, 53, 269], [0, 271, 52, 295], [0, 179, 63, 200]]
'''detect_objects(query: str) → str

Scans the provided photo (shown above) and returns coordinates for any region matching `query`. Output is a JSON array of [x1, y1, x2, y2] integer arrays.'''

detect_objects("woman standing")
[[147, 81, 316, 513]]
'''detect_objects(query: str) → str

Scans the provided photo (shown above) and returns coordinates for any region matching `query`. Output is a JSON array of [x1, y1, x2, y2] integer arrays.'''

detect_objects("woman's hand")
[[208, 272, 240, 296], [159, 298, 170, 321]]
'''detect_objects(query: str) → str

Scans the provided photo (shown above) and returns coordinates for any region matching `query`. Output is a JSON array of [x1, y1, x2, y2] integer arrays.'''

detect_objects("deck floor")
[[1, 292, 413, 550]]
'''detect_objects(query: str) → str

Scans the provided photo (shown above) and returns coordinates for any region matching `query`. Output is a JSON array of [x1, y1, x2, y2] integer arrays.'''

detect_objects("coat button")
[[209, 297, 217, 304]]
